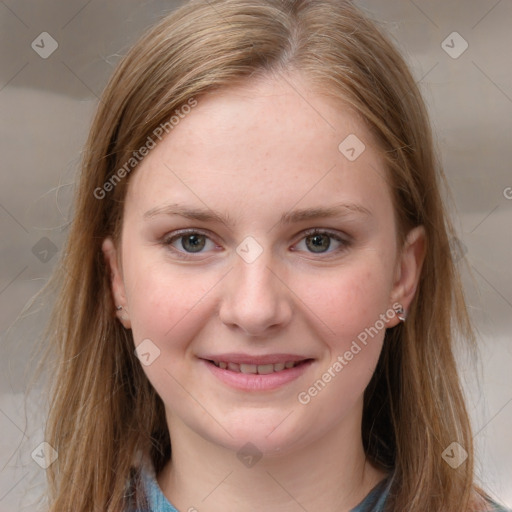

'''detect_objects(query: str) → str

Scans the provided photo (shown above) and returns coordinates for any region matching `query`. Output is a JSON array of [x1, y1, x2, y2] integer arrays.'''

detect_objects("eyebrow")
[[143, 202, 372, 227]]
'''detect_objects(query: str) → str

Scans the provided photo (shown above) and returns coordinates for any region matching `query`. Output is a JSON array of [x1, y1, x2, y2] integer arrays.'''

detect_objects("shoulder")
[[487, 504, 512, 512], [124, 460, 179, 512], [120, 464, 152, 512], [479, 496, 512, 512]]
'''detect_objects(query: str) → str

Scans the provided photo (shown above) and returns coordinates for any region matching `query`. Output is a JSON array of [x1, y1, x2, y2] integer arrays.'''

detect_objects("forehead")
[[125, 73, 390, 222], [162, 74, 369, 165]]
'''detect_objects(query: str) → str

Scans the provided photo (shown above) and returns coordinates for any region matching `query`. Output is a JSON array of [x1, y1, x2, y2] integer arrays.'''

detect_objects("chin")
[[202, 415, 311, 458]]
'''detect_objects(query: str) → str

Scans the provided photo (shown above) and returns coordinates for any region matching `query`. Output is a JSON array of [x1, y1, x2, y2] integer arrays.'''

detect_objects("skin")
[[103, 72, 426, 512]]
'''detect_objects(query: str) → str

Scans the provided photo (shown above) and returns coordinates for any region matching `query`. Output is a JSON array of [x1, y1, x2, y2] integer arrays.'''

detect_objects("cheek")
[[124, 261, 206, 345], [295, 260, 392, 347], [121, 246, 230, 367], [293, 265, 390, 419], [121, 256, 216, 400]]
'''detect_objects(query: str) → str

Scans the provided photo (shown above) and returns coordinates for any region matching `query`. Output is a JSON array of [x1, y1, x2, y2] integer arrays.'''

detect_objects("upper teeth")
[[212, 360, 299, 374]]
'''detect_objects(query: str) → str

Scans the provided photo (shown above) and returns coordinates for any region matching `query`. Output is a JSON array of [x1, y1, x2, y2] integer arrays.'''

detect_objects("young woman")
[[41, 0, 510, 510]]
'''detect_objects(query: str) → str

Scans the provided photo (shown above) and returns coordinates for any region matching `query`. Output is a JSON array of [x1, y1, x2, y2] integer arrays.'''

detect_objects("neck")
[[157, 403, 388, 512]]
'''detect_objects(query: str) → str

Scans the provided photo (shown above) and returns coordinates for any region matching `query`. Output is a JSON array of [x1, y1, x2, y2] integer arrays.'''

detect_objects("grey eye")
[[305, 233, 332, 253], [180, 234, 207, 252]]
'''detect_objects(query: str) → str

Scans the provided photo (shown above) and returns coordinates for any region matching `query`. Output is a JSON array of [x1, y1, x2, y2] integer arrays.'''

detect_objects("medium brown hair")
[[41, 0, 494, 510]]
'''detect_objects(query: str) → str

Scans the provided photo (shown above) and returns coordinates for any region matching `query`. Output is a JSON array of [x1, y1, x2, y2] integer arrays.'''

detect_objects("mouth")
[[206, 359, 310, 374], [199, 354, 315, 391]]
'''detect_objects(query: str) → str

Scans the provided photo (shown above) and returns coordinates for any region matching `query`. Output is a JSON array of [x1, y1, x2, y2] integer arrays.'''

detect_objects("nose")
[[218, 250, 293, 337]]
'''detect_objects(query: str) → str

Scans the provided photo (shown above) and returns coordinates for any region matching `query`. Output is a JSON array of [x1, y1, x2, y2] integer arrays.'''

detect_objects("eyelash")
[[161, 228, 351, 260]]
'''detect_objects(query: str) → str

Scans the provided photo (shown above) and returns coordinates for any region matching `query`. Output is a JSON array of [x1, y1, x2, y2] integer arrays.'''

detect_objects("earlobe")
[[388, 225, 426, 327], [102, 237, 131, 329]]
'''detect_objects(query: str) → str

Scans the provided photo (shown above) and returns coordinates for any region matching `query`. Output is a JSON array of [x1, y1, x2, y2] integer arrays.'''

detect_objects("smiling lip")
[[199, 353, 314, 391], [200, 353, 310, 365]]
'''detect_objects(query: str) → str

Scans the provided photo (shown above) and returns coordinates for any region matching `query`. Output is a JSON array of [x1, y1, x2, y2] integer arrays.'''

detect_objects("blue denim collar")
[[139, 462, 392, 512]]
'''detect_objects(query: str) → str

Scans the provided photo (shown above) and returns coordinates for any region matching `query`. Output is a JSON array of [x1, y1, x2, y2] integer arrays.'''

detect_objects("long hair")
[[41, 0, 493, 510]]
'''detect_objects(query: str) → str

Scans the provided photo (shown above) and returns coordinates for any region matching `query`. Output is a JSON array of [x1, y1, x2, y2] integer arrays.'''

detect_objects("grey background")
[[0, 0, 511, 510]]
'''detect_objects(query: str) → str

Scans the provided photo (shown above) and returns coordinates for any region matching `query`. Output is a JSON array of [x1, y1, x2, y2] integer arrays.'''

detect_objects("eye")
[[162, 229, 218, 257], [161, 228, 351, 260], [294, 228, 349, 255]]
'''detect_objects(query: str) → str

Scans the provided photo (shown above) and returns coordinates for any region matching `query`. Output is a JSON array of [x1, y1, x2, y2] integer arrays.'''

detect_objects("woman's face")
[[103, 74, 424, 456]]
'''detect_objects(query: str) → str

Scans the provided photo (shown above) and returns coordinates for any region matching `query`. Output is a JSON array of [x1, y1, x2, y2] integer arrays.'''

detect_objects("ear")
[[387, 225, 426, 328], [102, 237, 131, 329]]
